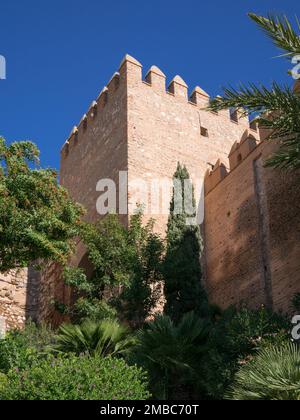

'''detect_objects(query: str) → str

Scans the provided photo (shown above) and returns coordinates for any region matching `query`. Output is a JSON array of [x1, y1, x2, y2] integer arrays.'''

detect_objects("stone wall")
[[36, 263, 67, 328], [0, 268, 39, 330], [204, 137, 300, 313]]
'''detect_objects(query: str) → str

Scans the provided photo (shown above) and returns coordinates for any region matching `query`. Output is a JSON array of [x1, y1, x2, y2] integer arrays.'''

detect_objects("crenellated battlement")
[[61, 71, 122, 158], [205, 132, 260, 195], [205, 158, 228, 194], [61, 54, 258, 159], [204, 79, 298, 196]]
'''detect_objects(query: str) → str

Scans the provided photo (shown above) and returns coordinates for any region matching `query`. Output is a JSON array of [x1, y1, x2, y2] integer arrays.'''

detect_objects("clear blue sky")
[[0, 0, 297, 169]]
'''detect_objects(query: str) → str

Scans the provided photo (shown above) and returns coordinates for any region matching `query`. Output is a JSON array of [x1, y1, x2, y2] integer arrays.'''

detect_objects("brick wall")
[[204, 138, 300, 313]]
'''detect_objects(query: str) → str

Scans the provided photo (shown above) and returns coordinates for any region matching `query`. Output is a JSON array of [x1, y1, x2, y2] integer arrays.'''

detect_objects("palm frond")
[[248, 13, 300, 57], [209, 82, 300, 114], [208, 82, 300, 170], [53, 319, 135, 357], [134, 313, 210, 399], [226, 341, 300, 400], [207, 13, 300, 171]]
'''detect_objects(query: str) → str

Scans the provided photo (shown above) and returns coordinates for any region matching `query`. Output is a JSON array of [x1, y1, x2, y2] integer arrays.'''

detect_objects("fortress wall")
[[264, 158, 300, 312], [60, 67, 129, 228], [204, 138, 300, 312]]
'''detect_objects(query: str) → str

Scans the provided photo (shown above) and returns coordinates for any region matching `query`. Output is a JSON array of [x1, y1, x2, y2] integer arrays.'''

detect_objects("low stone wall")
[[0, 268, 40, 330]]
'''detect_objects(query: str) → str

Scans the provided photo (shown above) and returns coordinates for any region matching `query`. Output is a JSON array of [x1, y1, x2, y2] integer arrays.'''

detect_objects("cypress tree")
[[163, 163, 208, 323]]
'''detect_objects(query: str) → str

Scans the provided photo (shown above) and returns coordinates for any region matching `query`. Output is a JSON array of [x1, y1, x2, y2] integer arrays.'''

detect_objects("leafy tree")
[[116, 212, 164, 327], [0, 354, 150, 400], [63, 212, 164, 326], [0, 138, 83, 272], [163, 163, 208, 323], [62, 215, 131, 322], [133, 312, 209, 399], [208, 14, 300, 170], [53, 319, 136, 357], [227, 341, 300, 400]]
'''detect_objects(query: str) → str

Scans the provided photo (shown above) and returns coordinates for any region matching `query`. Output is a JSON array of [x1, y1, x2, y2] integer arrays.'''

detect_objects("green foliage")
[[210, 83, 300, 170], [163, 163, 208, 323], [208, 14, 300, 170], [53, 319, 136, 357], [0, 138, 83, 272], [0, 373, 7, 393], [72, 297, 118, 322], [0, 322, 55, 374], [133, 312, 209, 399], [200, 307, 290, 399], [292, 293, 300, 312], [116, 212, 164, 326], [64, 212, 164, 326], [80, 215, 133, 289], [227, 341, 300, 400], [0, 354, 150, 400]]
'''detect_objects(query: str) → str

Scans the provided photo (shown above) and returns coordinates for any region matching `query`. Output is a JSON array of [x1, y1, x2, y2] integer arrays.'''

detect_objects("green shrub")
[[133, 312, 209, 399], [0, 354, 150, 400], [200, 307, 289, 399], [227, 341, 300, 400], [0, 373, 7, 393], [53, 319, 136, 357], [0, 322, 55, 374]]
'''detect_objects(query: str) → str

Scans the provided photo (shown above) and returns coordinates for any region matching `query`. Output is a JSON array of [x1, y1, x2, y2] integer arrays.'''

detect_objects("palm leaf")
[[248, 13, 300, 57], [134, 312, 210, 399], [227, 341, 300, 400], [53, 319, 135, 357]]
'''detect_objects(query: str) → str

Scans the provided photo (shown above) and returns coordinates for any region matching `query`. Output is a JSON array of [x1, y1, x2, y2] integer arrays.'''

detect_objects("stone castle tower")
[[60, 54, 260, 233], [1, 55, 299, 331]]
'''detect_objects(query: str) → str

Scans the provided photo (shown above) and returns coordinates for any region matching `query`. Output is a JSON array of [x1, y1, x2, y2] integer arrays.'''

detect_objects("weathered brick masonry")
[[204, 138, 300, 312]]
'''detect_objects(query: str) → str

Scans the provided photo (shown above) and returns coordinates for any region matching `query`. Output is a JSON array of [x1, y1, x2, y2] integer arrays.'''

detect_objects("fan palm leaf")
[[134, 312, 209, 399], [53, 319, 136, 357], [227, 341, 300, 400]]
